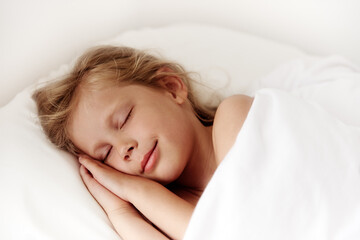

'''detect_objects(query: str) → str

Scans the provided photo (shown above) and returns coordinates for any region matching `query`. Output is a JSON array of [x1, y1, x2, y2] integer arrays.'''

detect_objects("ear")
[[156, 67, 188, 104]]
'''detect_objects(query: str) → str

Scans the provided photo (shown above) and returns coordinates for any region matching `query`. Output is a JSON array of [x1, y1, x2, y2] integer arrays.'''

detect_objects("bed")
[[1, 1, 360, 239]]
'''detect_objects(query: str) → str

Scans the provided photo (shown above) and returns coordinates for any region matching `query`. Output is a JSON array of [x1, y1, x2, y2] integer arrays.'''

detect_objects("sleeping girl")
[[33, 46, 253, 240]]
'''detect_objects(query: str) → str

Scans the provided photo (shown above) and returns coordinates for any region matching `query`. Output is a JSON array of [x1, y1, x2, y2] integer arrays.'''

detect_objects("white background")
[[1, 0, 360, 107]]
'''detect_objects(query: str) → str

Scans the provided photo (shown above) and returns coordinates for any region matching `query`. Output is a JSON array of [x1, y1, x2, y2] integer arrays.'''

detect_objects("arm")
[[126, 177, 194, 239], [212, 94, 253, 165], [79, 157, 194, 240], [79, 165, 169, 240]]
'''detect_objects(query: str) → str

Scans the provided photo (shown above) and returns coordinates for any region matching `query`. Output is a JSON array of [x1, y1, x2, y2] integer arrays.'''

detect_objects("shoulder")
[[212, 94, 254, 165]]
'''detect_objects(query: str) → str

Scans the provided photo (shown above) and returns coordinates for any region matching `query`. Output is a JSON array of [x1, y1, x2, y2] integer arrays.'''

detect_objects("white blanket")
[[184, 58, 360, 240]]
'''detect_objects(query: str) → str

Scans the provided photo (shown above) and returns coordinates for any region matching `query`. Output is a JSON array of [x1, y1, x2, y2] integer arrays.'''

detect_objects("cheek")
[[155, 150, 189, 184], [105, 155, 127, 173]]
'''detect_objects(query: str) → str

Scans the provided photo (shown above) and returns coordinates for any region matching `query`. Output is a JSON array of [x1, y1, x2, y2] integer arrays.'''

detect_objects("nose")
[[115, 139, 136, 161], [122, 146, 134, 161]]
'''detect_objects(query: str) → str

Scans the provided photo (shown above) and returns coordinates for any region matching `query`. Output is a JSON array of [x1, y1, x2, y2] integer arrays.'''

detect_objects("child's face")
[[68, 83, 196, 185]]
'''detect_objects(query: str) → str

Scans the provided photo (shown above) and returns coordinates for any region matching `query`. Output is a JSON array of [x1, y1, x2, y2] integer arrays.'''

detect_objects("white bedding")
[[1, 22, 359, 239], [184, 58, 360, 240], [0, 24, 309, 240]]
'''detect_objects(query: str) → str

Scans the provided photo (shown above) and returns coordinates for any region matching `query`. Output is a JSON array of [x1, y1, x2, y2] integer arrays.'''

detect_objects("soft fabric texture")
[[0, 24, 308, 240], [1, 24, 356, 239], [184, 57, 360, 240], [0, 89, 120, 239]]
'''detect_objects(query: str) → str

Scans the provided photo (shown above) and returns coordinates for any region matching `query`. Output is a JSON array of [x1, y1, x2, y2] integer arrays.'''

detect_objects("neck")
[[175, 119, 217, 191]]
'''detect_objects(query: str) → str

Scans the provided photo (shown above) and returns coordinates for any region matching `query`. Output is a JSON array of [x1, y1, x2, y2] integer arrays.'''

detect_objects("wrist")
[[107, 204, 137, 219], [125, 176, 157, 203]]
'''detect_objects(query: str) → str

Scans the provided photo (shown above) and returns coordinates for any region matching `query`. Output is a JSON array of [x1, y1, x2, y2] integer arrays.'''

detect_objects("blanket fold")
[[184, 87, 360, 240]]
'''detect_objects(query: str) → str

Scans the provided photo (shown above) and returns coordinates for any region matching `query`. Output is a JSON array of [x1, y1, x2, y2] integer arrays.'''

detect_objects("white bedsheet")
[[184, 58, 360, 240]]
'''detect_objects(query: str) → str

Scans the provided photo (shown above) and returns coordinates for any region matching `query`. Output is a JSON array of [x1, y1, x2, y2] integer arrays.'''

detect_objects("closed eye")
[[119, 107, 133, 129], [102, 146, 112, 162], [103, 107, 133, 162]]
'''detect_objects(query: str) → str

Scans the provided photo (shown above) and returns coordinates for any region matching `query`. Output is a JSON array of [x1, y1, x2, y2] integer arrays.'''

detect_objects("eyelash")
[[103, 108, 133, 162], [119, 108, 133, 129], [102, 147, 112, 162]]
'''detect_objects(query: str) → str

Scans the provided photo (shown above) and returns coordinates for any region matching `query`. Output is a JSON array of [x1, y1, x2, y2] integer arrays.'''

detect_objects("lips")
[[141, 141, 158, 173]]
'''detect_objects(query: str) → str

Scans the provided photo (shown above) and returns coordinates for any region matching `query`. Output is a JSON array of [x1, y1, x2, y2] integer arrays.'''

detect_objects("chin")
[[152, 164, 185, 186], [154, 173, 180, 186]]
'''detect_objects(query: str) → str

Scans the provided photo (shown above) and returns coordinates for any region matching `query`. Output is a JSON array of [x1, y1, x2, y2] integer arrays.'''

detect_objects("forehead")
[[75, 85, 119, 110], [69, 84, 137, 132], [73, 83, 160, 110]]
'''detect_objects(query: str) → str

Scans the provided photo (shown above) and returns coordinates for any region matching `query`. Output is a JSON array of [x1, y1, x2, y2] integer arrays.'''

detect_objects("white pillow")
[[0, 24, 309, 239]]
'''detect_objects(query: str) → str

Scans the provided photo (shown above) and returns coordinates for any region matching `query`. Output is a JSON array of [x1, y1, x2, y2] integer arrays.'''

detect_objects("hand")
[[79, 155, 138, 200], [80, 155, 193, 240], [80, 156, 171, 240], [79, 156, 135, 216]]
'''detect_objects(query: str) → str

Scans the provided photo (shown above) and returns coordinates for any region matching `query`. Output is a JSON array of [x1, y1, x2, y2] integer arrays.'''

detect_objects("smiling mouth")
[[141, 140, 158, 173]]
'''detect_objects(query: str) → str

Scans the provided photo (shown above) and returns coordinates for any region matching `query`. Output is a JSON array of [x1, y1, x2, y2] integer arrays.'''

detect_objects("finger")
[[79, 156, 112, 178], [79, 156, 132, 201], [79, 155, 104, 169], [80, 164, 132, 213], [79, 164, 94, 182], [79, 156, 121, 187]]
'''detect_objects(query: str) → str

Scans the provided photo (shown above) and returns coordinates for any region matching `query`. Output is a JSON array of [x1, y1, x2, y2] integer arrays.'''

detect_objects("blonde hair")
[[33, 45, 216, 155]]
